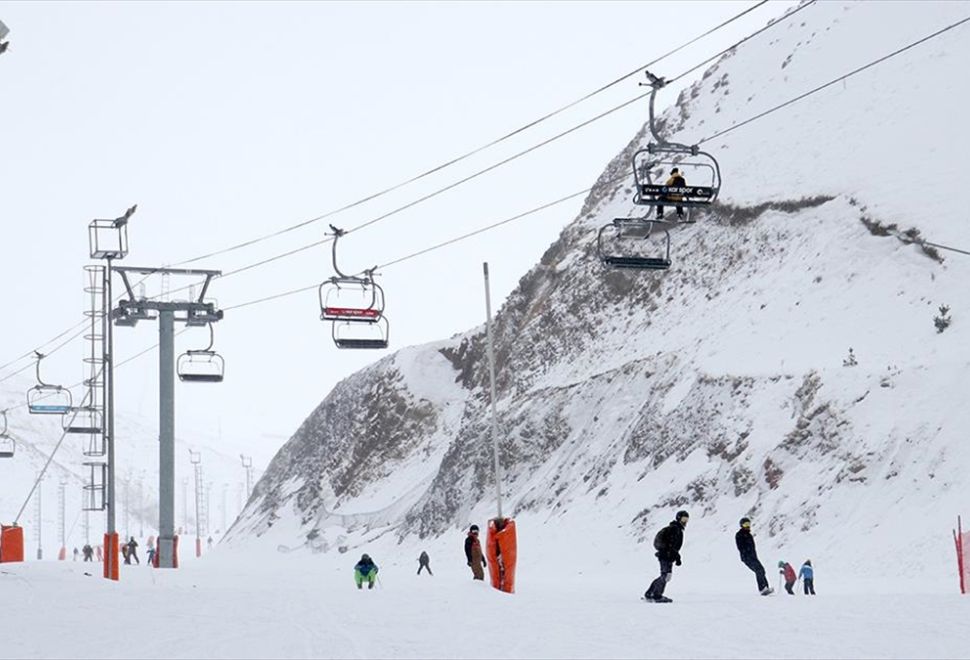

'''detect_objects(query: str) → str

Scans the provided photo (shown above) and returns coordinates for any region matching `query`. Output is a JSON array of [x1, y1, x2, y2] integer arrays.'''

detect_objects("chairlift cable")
[[699, 14, 970, 145], [171, 0, 773, 268], [0, 2, 813, 372]]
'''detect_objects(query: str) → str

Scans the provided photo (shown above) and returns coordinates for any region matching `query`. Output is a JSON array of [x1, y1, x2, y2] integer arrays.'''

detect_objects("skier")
[[656, 168, 686, 220], [464, 524, 486, 581], [121, 543, 130, 565], [644, 510, 689, 603], [96, 545, 103, 562], [354, 554, 379, 590], [146, 542, 156, 567], [72, 547, 79, 562], [207, 536, 214, 550], [82, 544, 94, 562], [417, 550, 433, 576], [778, 560, 797, 595], [127, 537, 140, 565], [799, 559, 815, 595], [736, 517, 772, 595]]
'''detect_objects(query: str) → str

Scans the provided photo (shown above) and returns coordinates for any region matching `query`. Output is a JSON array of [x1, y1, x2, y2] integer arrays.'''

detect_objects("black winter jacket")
[[655, 520, 685, 562], [735, 528, 758, 561]]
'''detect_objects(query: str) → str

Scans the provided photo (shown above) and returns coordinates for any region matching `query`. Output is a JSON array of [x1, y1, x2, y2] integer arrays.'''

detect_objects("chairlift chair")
[[596, 218, 672, 271], [177, 324, 225, 383], [64, 407, 103, 435], [332, 315, 390, 350], [318, 276, 385, 323], [632, 70, 722, 214], [0, 411, 14, 458], [26, 352, 73, 415]]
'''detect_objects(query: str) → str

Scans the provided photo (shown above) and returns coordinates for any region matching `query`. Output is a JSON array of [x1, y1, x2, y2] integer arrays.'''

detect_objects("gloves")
[[467, 561, 472, 567], [675, 557, 682, 567]]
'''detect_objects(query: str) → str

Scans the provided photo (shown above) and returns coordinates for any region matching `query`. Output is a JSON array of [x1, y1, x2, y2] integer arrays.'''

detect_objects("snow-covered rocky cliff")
[[229, 1, 970, 588]]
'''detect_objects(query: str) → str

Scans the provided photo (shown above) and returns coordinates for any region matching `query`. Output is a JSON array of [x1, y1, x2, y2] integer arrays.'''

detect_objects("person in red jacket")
[[778, 561, 797, 595]]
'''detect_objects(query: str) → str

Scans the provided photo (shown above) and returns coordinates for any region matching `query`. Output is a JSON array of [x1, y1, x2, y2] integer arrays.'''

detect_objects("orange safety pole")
[[0, 525, 25, 563], [103, 532, 119, 580]]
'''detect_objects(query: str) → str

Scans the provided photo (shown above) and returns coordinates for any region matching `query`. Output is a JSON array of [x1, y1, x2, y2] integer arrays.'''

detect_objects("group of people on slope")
[[645, 511, 818, 603], [349, 522, 494, 591]]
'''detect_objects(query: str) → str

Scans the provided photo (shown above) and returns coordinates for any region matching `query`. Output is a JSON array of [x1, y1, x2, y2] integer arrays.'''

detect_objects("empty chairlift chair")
[[64, 406, 103, 435], [0, 411, 14, 458], [178, 324, 225, 383], [318, 276, 385, 323], [26, 352, 73, 415], [332, 315, 390, 350], [597, 218, 671, 271]]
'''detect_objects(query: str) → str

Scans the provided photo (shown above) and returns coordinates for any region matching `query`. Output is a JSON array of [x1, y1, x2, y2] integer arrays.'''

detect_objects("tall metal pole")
[[34, 476, 43, 560], [104, 258, 118, 579], [158, 310, 176, 568], [482, 263, 504, 519]]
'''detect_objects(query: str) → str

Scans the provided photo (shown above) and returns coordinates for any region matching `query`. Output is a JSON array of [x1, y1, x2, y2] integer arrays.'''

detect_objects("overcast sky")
[[0, 1, 794, 468]]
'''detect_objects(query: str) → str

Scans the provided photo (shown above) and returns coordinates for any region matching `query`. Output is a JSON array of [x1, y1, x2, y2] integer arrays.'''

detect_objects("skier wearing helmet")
[[643, 510, 689, 603], [736, 517, 773, 595]]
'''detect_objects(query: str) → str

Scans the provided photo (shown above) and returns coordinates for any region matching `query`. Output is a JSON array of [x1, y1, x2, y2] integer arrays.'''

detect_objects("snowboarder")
[[778, 560, 797, 595], [644, 510, 689, 603], [417, 550, 433, 576], [354, 554, 379, 590], [464, 524, 487, 581], [82, 544, 94, 562], [72, 547, 79, 562], [127, 537, 139, 565], [146, 542, 156, 567], [799, 559, 815, 595], [656, 168, 686, 220], [736, 517, 772, 595]]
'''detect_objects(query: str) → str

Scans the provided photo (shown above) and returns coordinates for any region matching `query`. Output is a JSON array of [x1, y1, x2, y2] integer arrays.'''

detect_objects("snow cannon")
[[486, 517, 517, 594]]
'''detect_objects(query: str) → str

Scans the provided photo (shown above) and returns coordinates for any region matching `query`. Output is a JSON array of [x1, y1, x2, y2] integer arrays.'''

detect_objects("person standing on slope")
[[464, 524, 487, 581], [644, 510, 689, 603], [354, 554, 379, 590], [736, 517, 772, 595], [417, 550, 433, 576], [127, 537, 140, 565], [799, 560, 816, 595], [778, 560, 797, 595]]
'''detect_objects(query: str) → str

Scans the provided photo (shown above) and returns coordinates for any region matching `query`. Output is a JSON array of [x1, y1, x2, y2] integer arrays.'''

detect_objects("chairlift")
[[178, 324, 225, 383], [319, 276, 385, 323], [64, 407, 103, 435], [26, 352, 73, 415], [596, 218, 671, 271], [320, 226, 392, 349], [632, 71, 721, 213], [332, 316, 390, 350], [0, 410, 14, 458]]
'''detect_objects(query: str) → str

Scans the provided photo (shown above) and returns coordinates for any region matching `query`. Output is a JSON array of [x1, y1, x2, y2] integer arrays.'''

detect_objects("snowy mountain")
[[228, 1, 970, 590]]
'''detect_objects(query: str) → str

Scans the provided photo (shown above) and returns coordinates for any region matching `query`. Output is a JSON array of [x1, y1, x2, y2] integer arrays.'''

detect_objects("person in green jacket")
[[354, 554, 379, 590]]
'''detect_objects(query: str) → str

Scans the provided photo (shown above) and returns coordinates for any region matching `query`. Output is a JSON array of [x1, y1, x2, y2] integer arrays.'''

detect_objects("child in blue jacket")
[[799, 560, 815, 595]]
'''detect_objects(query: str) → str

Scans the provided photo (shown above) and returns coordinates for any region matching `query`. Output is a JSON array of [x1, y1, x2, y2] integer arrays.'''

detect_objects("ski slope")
[[2, 550, 969, 660]]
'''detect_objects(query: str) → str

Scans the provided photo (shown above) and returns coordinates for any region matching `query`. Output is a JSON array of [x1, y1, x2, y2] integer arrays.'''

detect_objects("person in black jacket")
[[644, 510, 689, 603], [464, 525, 486, 580], [735, 517, 772, 595]]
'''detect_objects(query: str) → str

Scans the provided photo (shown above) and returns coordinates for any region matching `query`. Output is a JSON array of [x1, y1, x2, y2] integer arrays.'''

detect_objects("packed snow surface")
[[2, 548, 969, 660]]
